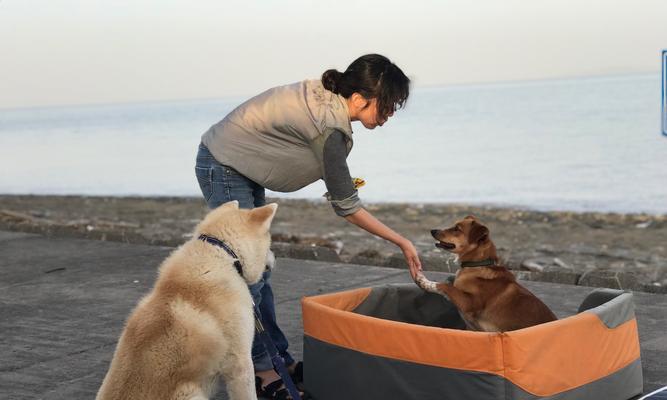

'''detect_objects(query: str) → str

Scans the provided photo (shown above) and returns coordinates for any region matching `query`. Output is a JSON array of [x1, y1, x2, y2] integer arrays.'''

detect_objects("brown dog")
[[414, 215, 556, 332]]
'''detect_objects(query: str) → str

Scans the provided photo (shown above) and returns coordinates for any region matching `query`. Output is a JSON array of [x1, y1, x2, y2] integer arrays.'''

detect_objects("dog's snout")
[[431, 229, 439, 237]]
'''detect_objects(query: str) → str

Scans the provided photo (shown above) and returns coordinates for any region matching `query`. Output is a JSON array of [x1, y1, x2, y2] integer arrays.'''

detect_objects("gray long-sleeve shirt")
[[201, 79, 362, 216]]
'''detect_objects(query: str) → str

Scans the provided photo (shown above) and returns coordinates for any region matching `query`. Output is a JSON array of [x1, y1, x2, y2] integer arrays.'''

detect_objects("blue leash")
[[253, 303, 302, 400]]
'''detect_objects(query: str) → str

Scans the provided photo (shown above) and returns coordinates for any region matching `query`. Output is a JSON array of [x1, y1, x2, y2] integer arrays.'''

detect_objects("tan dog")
[[96, 201, 277, 400], [415, 216, 556, 332]]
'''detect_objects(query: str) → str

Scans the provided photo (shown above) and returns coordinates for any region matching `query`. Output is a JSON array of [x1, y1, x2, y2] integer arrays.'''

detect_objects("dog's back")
[[96, 248, 248, 400]]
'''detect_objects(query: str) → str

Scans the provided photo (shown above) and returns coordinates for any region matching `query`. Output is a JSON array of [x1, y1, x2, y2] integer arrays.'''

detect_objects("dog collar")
[[198, 234, 244, 277], [460, 258, 496, 268]]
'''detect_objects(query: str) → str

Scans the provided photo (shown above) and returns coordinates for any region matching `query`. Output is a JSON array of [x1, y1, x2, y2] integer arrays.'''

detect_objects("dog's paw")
[[265, 250, 276, 271], [414, 272, 438, 293]]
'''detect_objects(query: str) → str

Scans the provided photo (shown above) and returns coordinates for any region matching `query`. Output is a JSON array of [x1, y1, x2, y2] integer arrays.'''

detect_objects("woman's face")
[[349, 96, 394, 129]]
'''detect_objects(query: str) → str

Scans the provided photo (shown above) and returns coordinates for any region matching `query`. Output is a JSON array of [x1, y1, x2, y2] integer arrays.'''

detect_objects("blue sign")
[[663, 49, 667, 137]]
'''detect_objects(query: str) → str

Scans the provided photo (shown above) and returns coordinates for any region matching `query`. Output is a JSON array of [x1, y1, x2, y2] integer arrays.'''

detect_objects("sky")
[[1, 0, 666, 109]]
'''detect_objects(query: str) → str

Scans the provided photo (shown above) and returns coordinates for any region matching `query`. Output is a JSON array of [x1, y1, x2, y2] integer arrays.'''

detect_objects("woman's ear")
[[350, 93, 368, 110]]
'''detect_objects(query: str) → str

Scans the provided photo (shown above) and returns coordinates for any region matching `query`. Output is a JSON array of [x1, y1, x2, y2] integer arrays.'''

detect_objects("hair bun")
[[321, 69, 343, 94]]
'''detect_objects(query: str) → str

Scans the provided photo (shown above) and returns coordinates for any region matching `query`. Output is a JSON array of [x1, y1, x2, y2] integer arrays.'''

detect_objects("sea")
[[1, 74, 666, 214]]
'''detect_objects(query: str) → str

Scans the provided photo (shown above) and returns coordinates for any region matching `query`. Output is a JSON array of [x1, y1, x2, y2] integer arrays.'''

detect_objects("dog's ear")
[[464, 215, 477, 221], [220, 200, 240, 210], [249, 203, 278, 231], [469, 221, 489, 244]]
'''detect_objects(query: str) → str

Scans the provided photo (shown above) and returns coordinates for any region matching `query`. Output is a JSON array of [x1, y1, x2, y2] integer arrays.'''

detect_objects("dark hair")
[[321, 54, 410, 121]]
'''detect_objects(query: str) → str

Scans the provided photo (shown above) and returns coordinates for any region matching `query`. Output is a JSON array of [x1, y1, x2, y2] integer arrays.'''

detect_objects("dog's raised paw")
[[414, 273, 438, 293]]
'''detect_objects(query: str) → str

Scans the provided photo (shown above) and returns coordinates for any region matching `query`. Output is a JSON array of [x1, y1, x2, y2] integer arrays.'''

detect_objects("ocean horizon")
[[1, 74, 666, 214]]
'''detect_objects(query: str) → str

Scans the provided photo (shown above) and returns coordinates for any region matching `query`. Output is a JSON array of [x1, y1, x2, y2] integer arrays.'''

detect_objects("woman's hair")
[[321, 54, 410, 121]]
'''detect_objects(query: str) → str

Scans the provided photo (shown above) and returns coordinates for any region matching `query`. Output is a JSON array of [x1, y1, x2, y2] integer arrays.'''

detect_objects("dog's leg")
[[434, 283, 483, 330], [435, 283, 476, 314], [415, 273, 482, 328], [221, 356, 257, 400], [173, 383, 209, 400]]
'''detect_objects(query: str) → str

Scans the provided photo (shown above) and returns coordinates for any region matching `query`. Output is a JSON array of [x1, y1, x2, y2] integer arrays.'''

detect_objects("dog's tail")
[[413, 272, 440, 294]]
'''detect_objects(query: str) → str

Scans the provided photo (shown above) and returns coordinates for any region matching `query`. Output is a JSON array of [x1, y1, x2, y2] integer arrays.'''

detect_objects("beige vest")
[[202, 79, 353, 192]]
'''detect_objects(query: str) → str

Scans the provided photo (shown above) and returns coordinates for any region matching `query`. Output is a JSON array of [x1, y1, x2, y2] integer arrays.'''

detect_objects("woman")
[[195, 53, 421, 399]]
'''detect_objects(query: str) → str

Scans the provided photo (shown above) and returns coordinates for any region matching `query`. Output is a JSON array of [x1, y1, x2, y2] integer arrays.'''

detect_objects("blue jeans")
[[195, 143, 295, 372]]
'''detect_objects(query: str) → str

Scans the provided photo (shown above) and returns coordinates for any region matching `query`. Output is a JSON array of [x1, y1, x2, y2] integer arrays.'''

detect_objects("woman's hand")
[[344, 208, 422, 279], [398, 239, 422, 280]]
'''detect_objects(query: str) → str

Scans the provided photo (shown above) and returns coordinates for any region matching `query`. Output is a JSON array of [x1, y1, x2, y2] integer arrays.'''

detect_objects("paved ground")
[[0, 231, 665, 399]]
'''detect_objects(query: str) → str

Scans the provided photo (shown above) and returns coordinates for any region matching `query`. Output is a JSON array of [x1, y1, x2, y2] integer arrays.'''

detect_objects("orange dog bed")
[[302, 284, 642, 400]]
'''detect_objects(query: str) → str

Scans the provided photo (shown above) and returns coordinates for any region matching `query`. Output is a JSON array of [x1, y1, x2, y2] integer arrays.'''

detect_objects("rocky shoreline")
[[1, 194, 665, 293]]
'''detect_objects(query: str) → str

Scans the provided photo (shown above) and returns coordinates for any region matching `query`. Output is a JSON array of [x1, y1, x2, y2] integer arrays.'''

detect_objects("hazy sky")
[[1, 0, 666, 109]]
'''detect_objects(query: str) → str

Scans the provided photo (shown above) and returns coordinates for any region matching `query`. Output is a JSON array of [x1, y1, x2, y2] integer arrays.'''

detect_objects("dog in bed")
[[414, 215, 556, 332]]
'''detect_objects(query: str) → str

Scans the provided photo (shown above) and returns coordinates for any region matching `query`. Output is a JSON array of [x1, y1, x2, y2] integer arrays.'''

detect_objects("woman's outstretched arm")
[[344, 208, 422, 279]]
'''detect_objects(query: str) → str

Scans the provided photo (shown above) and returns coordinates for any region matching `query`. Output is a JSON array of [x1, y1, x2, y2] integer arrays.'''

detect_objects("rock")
[[577, 270, 640, 290], [553, 257, 573, 270], [331, 240, 344, 254], [382, 253, 458, 273], [349, 249, 386, 266], [348, 255, 385, 266], [519, 256, 569, 273], [271, 243, 341, 263], [383, 254, 408, 269], [355, 249, 383, 258], [405, 207, 420, 216], [587, 220, 605, 229], [517, 270, 581, 285], [421, 255, 457, 273], [521, 260, 546, 272], [537, 244, 556, 253], [639, 283, 667, 294], [635, 220, 652, 229]]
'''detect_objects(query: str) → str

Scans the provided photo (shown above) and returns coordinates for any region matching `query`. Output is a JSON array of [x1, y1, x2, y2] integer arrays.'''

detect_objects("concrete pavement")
[[1, 231, 665, 399]]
